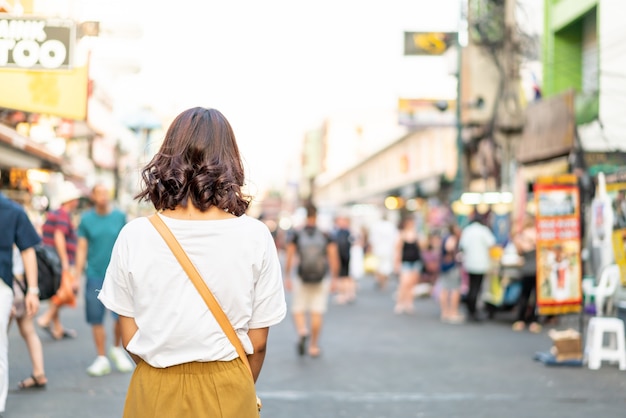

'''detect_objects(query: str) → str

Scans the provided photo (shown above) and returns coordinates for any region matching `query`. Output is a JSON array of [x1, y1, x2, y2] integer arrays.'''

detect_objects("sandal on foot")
[[41, 325, 60, 340], [18, 375, 47, 390], [60, 329, 77, 339], [447, 314, 465, 324], [308, 346, 321, 358], [43, 326, 77, 340], [297, 335, 308, 356], [512, 321, 526, 332], [529, 322, 543, 333]]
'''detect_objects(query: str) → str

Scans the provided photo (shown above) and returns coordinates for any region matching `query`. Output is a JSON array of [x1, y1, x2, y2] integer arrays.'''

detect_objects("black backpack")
[[34, 245, 62, 300], [297, 228, 328, 283], [14, 245, 61, 300]]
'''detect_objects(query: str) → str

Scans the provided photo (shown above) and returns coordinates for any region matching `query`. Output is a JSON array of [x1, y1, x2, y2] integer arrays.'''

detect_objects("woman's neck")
[[160, 202, 237, 221]]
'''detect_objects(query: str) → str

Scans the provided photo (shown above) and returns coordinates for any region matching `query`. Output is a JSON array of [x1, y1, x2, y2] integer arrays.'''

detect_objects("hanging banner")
[[535, 175, 582, 315], [612, 228, 626, 286], [605, 172, 626, 286]]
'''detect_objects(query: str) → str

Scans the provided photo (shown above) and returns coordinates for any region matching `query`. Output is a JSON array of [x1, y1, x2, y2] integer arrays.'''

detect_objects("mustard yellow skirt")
[[123, 358, 259, 418]]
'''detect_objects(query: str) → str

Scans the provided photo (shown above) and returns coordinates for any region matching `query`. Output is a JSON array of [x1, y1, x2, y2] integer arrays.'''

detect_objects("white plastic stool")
[[584, 317, 626, 370]]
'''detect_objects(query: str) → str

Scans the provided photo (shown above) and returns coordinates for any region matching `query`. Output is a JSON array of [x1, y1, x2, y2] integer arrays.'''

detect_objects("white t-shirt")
[[97, 213, 287, 368], [459, 222, 496, 274]]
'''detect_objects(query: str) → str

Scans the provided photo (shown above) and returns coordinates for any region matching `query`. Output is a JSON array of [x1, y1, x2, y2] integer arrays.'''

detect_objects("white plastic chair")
[[584, 316, 626, 370], [582, 264, 621, 317], [582, 264, 626, 370]]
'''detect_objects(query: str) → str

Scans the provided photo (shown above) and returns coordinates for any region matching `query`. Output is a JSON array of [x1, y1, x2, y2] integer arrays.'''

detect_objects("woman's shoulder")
[[118, 216, 152, 235], [238, 215, 275, 237]]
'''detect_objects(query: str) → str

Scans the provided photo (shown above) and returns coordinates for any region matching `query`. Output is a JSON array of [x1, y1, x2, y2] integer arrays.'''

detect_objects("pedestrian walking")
[[458, 212, 496, 322], [512, 214, 542, 333], [349, 226, 366, 282], [74, 184, 134, 376], [37, 181, 82, 340], [0, 189, 41, 415], [437, 223, 464, 323], [332, 214, 356, 304], [10, 246, 47, 390], [393, 216, 422, 314], [284, 204, 340, 358], [368, 214, 398, 290], [98, 107, 286, 417]]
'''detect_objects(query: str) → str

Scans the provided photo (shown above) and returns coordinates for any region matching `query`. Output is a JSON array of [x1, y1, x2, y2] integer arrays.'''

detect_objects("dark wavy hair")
[[135, 107, 250, 216]]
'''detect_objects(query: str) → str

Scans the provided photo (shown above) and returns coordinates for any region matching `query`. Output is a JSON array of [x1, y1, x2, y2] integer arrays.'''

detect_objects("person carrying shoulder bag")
[[98, 107, 287, 417]]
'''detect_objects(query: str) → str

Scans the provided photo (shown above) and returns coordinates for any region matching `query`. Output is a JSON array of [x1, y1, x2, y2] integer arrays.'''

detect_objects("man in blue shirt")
[[74, 184, 132, 377], [0, 191, 41, 414]]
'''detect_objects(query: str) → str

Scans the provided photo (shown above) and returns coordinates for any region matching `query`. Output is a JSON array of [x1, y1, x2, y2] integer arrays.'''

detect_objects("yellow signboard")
[[0, 65, 88, 120], [403, 32, 457, 56], [607, 182, 626, 286]]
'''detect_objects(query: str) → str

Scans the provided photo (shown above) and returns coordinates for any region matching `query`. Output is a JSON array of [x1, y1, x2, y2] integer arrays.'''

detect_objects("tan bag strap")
[[148, 213, 253, 379]]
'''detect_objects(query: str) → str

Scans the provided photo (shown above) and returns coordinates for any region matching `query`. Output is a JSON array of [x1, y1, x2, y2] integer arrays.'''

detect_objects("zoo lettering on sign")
[[0, 17, 75, 70]]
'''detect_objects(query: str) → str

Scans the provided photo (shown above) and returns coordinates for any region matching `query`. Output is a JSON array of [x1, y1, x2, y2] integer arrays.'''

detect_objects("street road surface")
[[7, 276, 626, 417]]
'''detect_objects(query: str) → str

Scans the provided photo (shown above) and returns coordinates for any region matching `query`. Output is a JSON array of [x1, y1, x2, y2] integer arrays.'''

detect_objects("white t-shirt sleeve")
[[484, 227, 496, 248], [98, 227, 135, 317], [458, 230, 467, 251], [248, 229, 286, 329]]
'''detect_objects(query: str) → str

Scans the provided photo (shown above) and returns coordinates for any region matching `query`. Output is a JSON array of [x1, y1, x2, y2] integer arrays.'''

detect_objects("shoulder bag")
[[148, 214, 262, 412]]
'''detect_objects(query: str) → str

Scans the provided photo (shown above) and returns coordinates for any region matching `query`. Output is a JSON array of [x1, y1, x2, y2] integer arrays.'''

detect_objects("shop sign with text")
[[0, 17, 75, 70], [535, 175, 582, 315]]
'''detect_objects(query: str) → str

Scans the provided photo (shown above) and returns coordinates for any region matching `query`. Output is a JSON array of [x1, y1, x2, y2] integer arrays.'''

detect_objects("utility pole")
[[495, 0, 524, 193], [452, 0, 468, 202]]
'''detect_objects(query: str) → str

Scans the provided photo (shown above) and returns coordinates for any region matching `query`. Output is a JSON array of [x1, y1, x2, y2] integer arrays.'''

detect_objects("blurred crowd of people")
[[278, 202, 547, 356]]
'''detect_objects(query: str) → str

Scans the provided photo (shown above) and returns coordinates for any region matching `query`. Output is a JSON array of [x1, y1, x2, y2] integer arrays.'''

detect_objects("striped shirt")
[[42, 208, 77, 265]]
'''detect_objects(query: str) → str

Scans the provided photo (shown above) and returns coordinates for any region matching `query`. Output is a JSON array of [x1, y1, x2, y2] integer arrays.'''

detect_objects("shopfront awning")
[[519, 157, 570, 183], [0, 123, 64, 171]]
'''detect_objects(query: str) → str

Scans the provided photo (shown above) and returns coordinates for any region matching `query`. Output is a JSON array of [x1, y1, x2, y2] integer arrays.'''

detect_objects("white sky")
[[81, 0, 462, 193]]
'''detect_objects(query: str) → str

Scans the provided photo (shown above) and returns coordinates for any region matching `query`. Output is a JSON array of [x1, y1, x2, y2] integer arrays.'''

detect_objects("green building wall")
[[543, 0, 599, 123]]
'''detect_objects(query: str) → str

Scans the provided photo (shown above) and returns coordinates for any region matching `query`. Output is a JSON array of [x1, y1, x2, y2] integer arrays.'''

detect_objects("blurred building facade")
[[308, 0, 541, 228], [0, 0, 161, 215], [541, 0, 626, 165], [516, 0, 626, 199]]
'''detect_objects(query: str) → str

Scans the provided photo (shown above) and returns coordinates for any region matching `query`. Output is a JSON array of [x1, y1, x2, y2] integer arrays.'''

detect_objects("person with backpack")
[[0, 190, 41, 414], [36, 181, 82, 340], [284, 204, 339, 357]]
